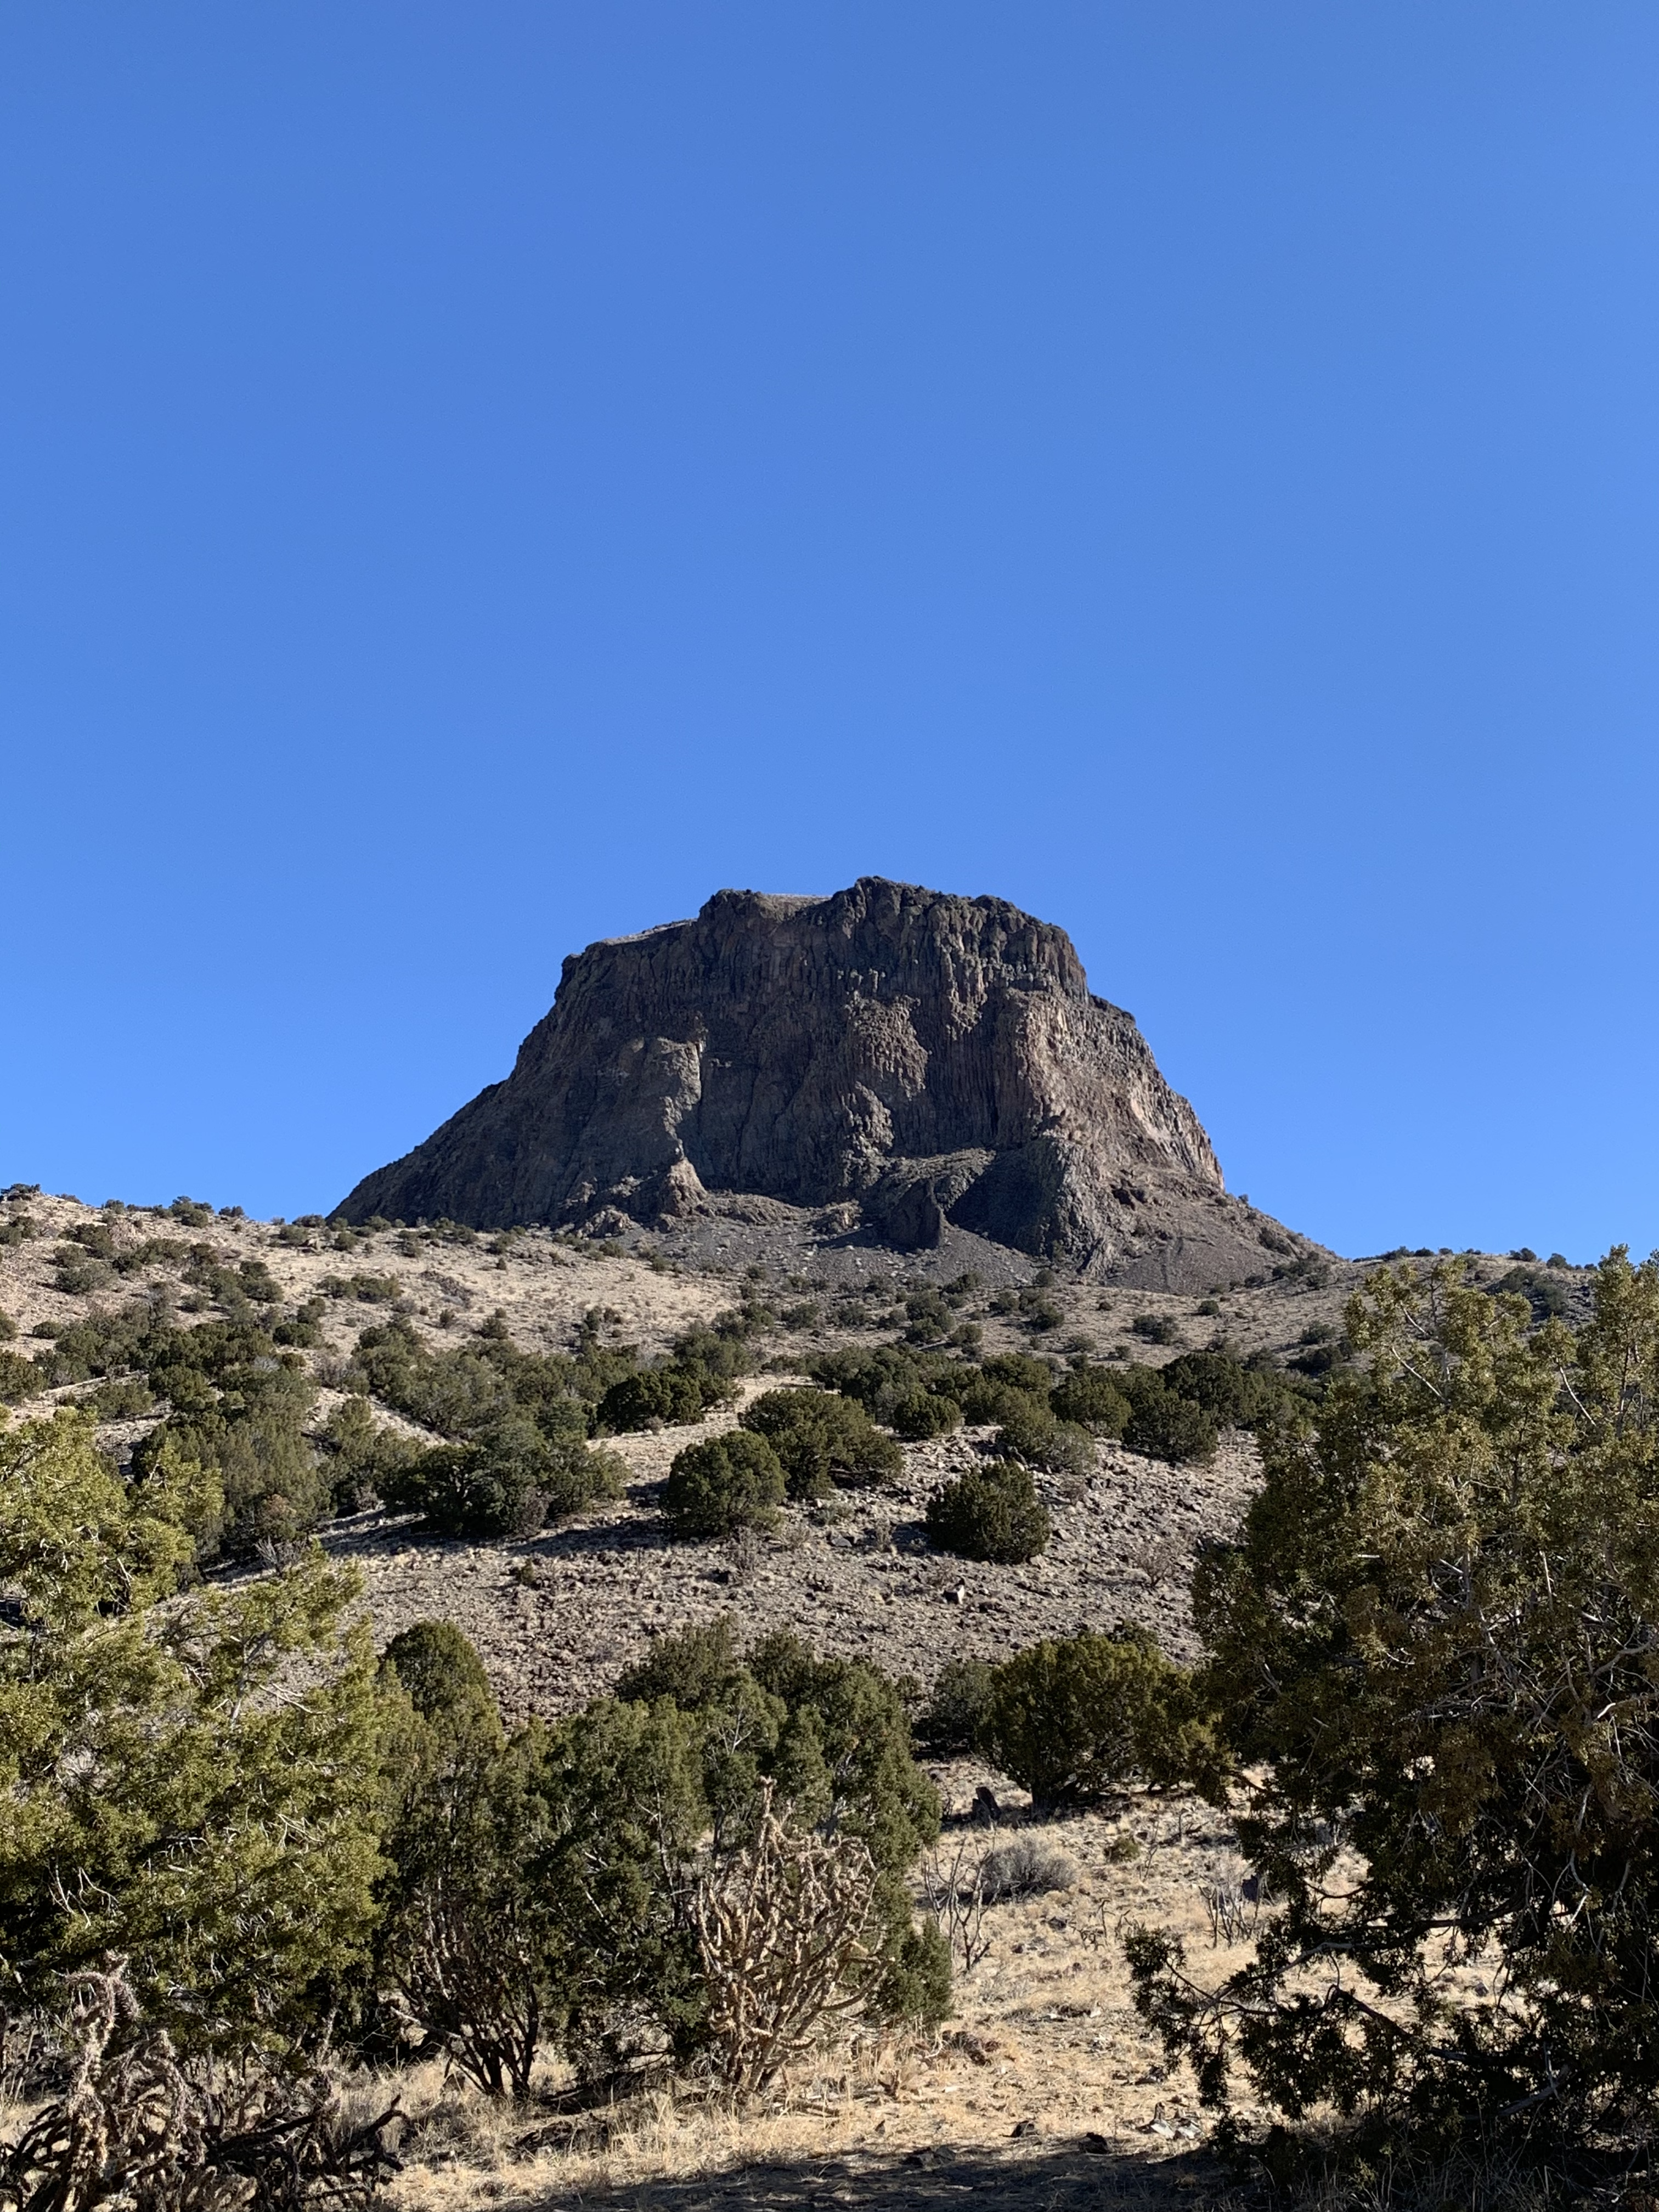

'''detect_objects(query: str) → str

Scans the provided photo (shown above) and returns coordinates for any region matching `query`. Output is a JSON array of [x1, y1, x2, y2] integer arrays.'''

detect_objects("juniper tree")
[[0, 1410, 384, 2055], [1127, 1250, 1659, 2163]]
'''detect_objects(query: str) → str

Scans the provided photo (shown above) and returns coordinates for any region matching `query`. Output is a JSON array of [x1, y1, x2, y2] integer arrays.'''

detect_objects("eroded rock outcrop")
[[335, 878, 1308, 1286]]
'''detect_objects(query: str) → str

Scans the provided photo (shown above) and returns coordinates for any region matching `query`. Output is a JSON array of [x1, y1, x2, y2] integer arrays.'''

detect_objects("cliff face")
[[336, 878, 1296, 1285]]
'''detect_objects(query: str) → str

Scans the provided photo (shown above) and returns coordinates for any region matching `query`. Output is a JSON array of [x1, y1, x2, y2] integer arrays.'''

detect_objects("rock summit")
[[336, 878, 1309, 1288]]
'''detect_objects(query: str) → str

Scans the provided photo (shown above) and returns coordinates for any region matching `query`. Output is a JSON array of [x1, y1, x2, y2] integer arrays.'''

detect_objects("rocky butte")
[[336, 877, 1315, 1290]]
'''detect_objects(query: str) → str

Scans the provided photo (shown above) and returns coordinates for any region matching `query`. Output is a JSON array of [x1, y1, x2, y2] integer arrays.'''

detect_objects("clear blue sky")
[[4, 4, 1656, 1261]]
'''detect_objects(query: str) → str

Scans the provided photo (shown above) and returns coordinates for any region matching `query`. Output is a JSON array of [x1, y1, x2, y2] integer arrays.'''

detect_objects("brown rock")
[[335, 877, 1312, 1286]]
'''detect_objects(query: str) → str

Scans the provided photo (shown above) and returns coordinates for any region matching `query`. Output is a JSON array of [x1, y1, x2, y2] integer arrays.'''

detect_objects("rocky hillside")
[[0, 1186, 1385, 1710], [335, 878, 1314, 1291]]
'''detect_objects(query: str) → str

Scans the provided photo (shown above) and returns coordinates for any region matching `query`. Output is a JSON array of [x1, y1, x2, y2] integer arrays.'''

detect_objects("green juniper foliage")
[[661, 1429, 786, 1537], [387, 1416, 625, 1539], [617, 1622, 949, 2030], [738, 1386, 901, 1499], [0, 1409, 384, 2055], [1126, 1250, 1659, 2161], [916, 1656, 998, 1754], [924, 1458, 1051, 1564], [370, 1616, 948, 2094], [977, 1627, 1222, 1812]]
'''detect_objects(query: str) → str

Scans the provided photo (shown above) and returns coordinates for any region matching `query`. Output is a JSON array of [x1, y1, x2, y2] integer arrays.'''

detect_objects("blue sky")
[[3, 4, 1657, 1261]]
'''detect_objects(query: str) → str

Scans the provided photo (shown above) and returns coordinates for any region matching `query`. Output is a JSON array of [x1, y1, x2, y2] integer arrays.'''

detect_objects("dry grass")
[[374, 1786, 1265, 2210]]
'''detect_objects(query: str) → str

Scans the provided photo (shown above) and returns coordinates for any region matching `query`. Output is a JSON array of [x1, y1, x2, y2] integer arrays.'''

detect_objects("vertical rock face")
[[335, 878, 1295, 1284]]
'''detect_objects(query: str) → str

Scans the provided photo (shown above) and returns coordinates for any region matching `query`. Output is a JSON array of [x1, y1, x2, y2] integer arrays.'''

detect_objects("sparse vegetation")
[[975, 1835, 1077, 1903], [23, 1182, 1639, 2188], [1130, 1312, 1180, 1345]]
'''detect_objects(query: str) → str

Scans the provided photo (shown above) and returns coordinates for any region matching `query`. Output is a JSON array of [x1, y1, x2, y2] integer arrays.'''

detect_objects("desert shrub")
[[1117, 1367, 1220, 1463], [950, 1371, 1032, 1426], [978, 1627, 1220, 1812], [320, 1271, 401, 1305], [977, 1836, 1077, 1902], [690, 1787, 881, 2090], [809, 1344, 952, 1425], [52, 1249, 112, 1296], [0, 1409, 383, 2051], [389, 1416, 622, 1539], [662, 1430, 786, 1538], [320, 1393, 423, 1513], [235, 1257, 282, 1304], [925, 1460, 1050, 1564], [596, 1362, 708, 1431], [352, 1316, 596, 1446], [975, 1381, 1092, 1480], [36, 1296, 174, 1388], [901, 1288, 953, 1344], [110, 1233, 190, 1278], [1127, 1251, 1659, 2166], [477, 1313, 610, 1434], [522, 1696, 715, 2070], [133, 1361, 326, 1560], [1490, 1261, 1574, 1322], [1131, 1312, 1180, 1345], [890, 1389, 962, 1441], [381, 1620, 500, 1740], [979, 1351, 1055, 1396], [667, 1320, 751, 1406], [83, 1374, 154, 1421], [740, 1386, 901, 1498], [1049, 1362, 1131, 1435], [743, 1631, 943, 1891], [375, 1627, 560, 2097], [615, 1614, 746, 1708], [917, 1656, 998, 1753], [0, 1963, 401, 2212], [622, 1623, 948, 2033], [1160, 1347, 1282, 1426], [0, 1347, 41, 1404]]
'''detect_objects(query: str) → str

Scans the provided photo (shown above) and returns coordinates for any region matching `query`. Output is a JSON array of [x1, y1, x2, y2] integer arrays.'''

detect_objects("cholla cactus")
[[0, 1959, 400, 2211], [689, 1786, 878, 2094]]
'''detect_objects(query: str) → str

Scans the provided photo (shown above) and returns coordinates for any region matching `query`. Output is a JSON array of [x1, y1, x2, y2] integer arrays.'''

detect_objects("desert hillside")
[[0, 1179, 1386, 1702], [0, 1182, 1598, 2207]]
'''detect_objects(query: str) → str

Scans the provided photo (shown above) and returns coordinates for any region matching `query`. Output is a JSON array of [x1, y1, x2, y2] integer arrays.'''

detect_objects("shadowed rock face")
[[335, 878, 1306, 1285]]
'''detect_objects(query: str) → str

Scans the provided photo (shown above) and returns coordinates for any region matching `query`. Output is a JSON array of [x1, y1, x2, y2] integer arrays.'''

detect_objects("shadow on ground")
[[523, 2140, 1234, 2210]]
